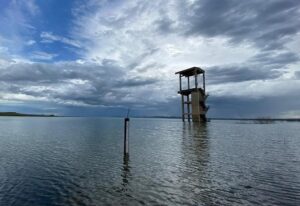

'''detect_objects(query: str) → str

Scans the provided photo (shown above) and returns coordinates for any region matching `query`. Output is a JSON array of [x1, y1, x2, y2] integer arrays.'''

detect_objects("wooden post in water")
[[124, 117, 130, 156]]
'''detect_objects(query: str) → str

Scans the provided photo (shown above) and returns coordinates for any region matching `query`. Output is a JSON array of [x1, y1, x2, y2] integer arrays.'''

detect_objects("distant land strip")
[[210, 118, 300, 122], [132, 116, 300, 122], [0, 113, 299, 121], [0, 112, 55, 117]]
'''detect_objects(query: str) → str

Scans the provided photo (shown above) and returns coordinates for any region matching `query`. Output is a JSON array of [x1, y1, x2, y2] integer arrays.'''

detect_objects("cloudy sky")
[[0, 0, 299, 118]]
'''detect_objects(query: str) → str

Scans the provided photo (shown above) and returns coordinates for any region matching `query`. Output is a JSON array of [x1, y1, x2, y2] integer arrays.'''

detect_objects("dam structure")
[[175, 67, 209, 122]]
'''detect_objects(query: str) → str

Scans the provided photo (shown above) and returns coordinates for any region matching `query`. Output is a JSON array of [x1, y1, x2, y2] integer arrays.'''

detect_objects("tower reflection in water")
[[181, 122, 213, 205]]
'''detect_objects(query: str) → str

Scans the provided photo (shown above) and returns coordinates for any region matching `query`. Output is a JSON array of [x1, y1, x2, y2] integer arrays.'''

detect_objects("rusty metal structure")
[[175, 67, 209, 122]]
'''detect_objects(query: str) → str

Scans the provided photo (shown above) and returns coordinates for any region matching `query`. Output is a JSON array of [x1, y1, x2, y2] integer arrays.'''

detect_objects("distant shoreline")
[[0, 112, 55, 117], [0, 112, 299, 122], [136, 116, 300, 122], [209, 117, 300, 122]]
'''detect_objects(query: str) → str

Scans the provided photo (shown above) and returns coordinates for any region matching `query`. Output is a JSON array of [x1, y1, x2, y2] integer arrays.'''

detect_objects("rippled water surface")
[[0, 117, 300, 205]]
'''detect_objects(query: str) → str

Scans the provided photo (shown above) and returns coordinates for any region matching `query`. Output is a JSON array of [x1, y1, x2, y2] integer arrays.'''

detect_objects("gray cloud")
[[117, 78, 158, 87], [155, 17, 176, 34], [250, 51, 299, 67], [207, 65, 282, 84], [0, 59, 159, 107], [0, 59, 121, 83], [178, 0, 300, 50], [206, 51, 299, 84], [154, 0, 300, 91]]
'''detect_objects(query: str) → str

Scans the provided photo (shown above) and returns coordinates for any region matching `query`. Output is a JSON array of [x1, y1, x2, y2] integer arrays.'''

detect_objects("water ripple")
[[0, 118, 300, 205]]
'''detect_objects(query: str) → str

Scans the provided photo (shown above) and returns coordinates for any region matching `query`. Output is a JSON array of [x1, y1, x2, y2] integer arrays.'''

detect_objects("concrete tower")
[[175, 67, 209, 122]]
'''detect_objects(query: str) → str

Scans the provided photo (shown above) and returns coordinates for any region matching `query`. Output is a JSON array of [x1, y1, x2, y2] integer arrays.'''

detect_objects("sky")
[[0, 0, 300, 118]]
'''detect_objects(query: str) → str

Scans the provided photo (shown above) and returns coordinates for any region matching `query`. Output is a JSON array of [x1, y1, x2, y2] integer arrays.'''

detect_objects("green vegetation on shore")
[[0, 112, 55, 117]]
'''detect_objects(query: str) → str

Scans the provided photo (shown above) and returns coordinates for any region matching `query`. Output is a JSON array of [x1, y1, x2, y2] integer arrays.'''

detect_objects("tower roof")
[[175, 67, 204, 77]]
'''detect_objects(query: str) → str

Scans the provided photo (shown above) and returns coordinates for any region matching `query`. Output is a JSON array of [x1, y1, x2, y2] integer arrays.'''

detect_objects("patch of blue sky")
[[37, 0, 74, 35], [0, 0, 81, 62], [29, 0, 80, 62]]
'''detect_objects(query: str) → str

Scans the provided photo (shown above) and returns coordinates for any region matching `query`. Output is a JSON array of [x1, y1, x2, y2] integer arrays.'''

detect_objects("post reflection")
[[121, 154, 131, 190]]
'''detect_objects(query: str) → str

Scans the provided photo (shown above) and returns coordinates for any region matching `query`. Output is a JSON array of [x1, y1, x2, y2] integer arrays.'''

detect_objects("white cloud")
[[25, 40, 36, 46], [31, 51, 57, 60], [0, 0, 39, 56], [209, 79, 300, 99], [70, 0, 260, 94], [23, 0, 39, 16], [40, 32, 81, 48]]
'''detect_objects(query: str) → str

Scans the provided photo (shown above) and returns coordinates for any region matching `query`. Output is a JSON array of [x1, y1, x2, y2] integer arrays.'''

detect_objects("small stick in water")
[[124, 108, 130, 156]]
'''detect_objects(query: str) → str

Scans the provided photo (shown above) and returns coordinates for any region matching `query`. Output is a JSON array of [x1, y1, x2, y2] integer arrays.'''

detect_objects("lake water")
[[0, 117, 300, 205]]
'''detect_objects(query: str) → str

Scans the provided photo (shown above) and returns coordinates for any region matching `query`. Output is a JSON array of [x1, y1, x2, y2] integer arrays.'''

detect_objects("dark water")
[[0, 117, 300, 206]]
